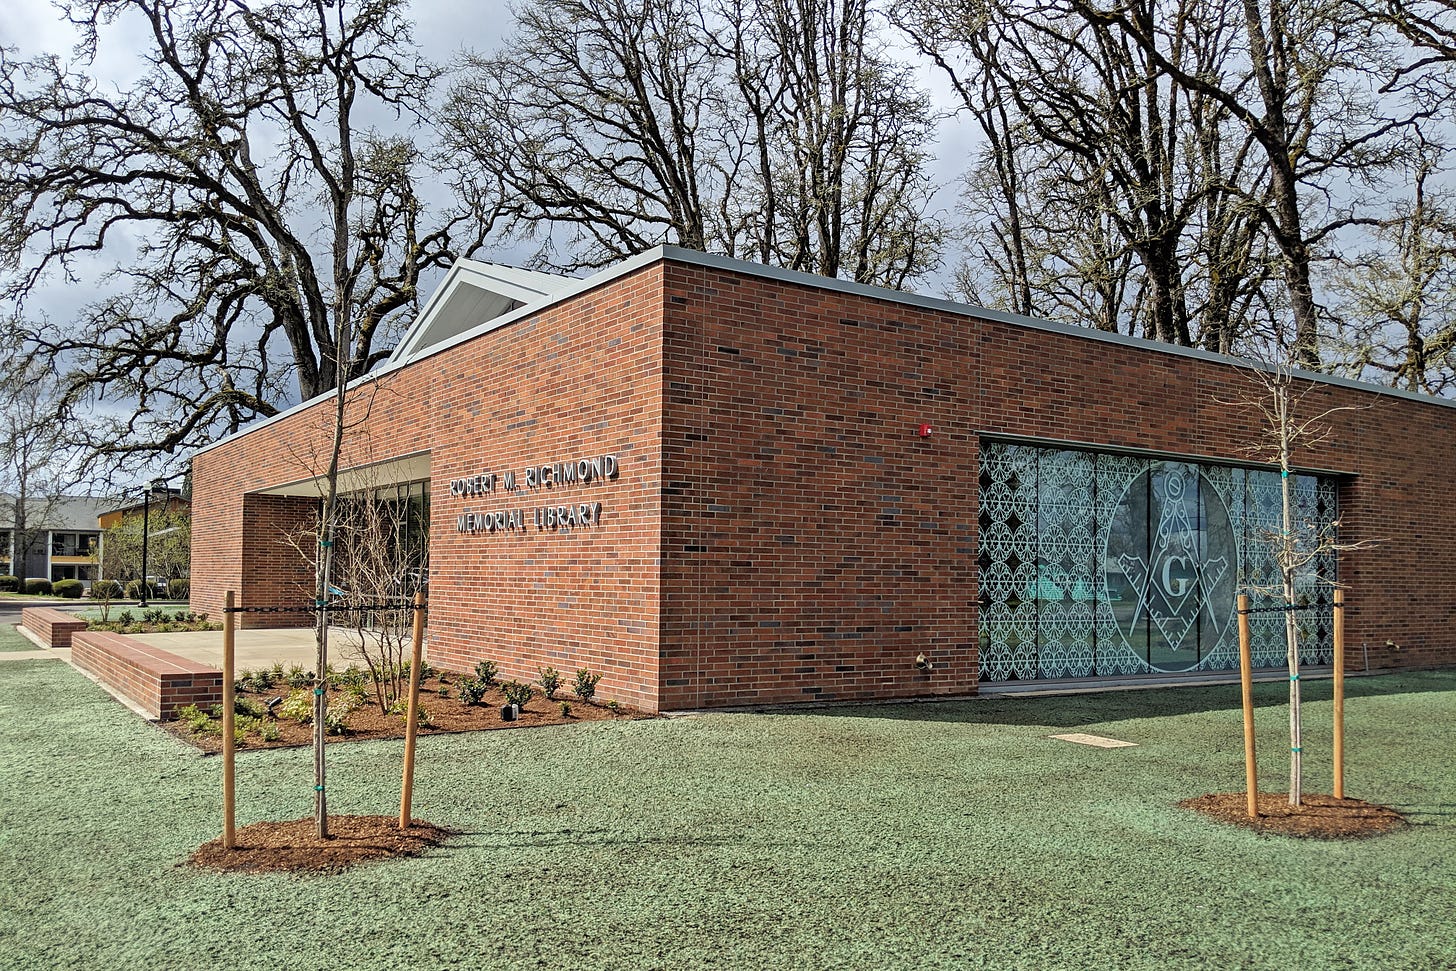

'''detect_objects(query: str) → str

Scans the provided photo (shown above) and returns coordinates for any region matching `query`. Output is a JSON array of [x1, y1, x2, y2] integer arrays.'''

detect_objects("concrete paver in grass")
[[1, 659, 1453, 971], [1049, 731, 1137, 748]]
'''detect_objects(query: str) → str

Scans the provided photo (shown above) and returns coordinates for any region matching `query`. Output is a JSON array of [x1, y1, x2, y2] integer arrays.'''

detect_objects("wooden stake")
[[222, 590, 236, 850], [1333, 587, 1346, 800], [1238, 594, 1258, 819], [399, 590, 426, 829]]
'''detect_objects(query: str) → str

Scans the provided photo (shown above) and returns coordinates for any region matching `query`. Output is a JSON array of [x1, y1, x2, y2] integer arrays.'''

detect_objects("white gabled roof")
[[388, 258, 574, 365]]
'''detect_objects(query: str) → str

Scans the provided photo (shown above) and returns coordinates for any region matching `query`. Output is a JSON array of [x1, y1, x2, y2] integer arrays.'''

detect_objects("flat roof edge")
[[193, 243, 1456, 463], [655, 245, 1456, 414]]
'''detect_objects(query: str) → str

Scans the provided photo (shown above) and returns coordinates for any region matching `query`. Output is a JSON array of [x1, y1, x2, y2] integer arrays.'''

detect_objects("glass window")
[[978, 441, 1337, 681]]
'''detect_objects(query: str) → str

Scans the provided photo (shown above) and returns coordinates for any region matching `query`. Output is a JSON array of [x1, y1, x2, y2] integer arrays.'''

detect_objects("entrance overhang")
[[251, 451, 431, 498]]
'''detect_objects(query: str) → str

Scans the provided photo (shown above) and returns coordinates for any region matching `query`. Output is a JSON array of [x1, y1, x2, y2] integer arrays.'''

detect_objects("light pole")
[[137, 478, 166, 606]]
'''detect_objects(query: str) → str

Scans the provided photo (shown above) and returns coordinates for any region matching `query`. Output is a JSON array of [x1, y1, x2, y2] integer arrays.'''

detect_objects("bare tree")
[[1240, 342, 1373, 806], [0, 0, 490, 474], [901, 1, 1205, 343], [719, 0, 943, 287], [443, 0, 942, 287], [1070, 0, 1424, 368], [1378, 0, 1456, 63], [100, 506, 190, 583], [444, 0, 728, 265], [0, 359, 79, 579], [1327, 148, 1456, 395], [330, 480, 427, 714]]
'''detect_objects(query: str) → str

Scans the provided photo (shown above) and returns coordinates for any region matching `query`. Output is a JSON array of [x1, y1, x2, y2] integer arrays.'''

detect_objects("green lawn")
[[0, 623, 41, 652], [1, 660, 1452, 970]]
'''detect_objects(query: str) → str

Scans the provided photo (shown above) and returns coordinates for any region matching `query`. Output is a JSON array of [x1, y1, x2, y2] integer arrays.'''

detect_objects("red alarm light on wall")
[[918, 423, 933, 438]]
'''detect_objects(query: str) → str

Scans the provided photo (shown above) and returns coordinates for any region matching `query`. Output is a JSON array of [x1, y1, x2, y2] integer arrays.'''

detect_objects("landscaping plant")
[[457, 678, 488, 706], [538, 665, 561, 699], [277, 690, 314, 724], [573, 668, 601, 703], [501, 680, 533, 710], [1243, 349, 1373, 806]]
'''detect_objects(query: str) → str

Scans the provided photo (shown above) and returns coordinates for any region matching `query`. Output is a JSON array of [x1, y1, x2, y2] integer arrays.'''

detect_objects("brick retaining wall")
[[71, 631, 223, 720], [20, 607, 89, 649]]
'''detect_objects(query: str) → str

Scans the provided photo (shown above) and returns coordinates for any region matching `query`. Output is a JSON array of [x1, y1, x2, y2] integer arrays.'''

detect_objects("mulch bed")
[[190, 815, 453, 873], [1180, 791, 1407, 839], [165, 674, 649, 753]]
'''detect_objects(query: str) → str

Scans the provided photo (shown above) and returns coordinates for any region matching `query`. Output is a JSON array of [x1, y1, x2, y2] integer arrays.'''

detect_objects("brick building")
[[190, 248, 1456, 711]]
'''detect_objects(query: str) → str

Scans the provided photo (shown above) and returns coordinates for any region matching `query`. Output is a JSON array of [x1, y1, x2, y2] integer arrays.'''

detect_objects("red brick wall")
[[20, 607, 88, 649], [71, 631, 223, 719], [192, 252, 1456, 712], [656, 260, 1456, 706], [192, 266, 666, 710], [659, 265, 977, 708]]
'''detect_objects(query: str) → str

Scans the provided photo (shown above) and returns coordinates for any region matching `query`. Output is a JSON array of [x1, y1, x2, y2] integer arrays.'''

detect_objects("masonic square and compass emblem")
[[1105, 462, 1237, 671]]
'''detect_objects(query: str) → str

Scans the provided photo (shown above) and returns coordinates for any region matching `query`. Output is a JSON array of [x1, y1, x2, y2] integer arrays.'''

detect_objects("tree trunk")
[[1278, 389, 1303, 806]]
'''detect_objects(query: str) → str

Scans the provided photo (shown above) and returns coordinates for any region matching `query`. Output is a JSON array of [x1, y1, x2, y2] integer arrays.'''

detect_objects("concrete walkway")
[[1, 623, 375, 672], [128, 627, 374, 672]]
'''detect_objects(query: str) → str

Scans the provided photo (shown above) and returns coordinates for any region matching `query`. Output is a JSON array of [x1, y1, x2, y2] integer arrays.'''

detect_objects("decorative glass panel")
[[1036, 450, 1097, 678], [977, 442, 1336, 682], [1095, 453, 1146, 676]]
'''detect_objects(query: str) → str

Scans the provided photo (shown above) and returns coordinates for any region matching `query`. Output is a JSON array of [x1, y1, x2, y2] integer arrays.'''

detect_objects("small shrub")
[[324, 696, 358, 735], [195, 612, 209, 624], [286, 664, 310, 689], [337, 665, 367, 691], [88, 579, 123, 599], [457, 678, 487, 706], [233, 715, 260, 745], [249, 668, 277, 692], [437, 683, 451, 698], [277, 689, 314, 724], [235, 697, 266, 718], [473, 660, 498, 686], [24, 578, 52, 596], [538, 666, 561, 699], [167, 578, 190, 599], [269, 661, 285, 681], [52, 579, 84, 599], [606, 700, 621, 713], [573, 668, 601, 703], [123, 579, 148, 599], [0, 575, 18, 592], [258, 720, 281, 743], [142, 608, 164, 624], [501, 680, 533, 710], [387, 699, 431, 726], [176, 704, 212, 733], [116, 610, 134, 626], [558, 701, 572, 718]]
